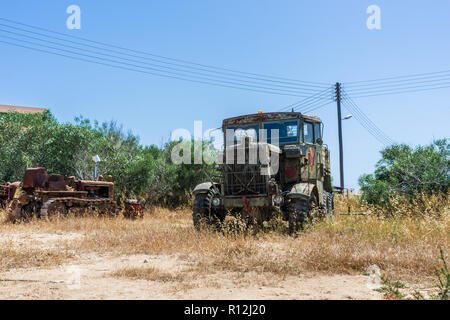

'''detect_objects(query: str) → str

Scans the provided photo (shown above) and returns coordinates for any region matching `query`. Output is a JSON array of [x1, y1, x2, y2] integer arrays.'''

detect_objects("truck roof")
[[222, 112, 322, 127]]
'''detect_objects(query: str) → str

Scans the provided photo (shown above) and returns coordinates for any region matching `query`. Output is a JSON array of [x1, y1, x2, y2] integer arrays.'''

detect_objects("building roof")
[[0, 105, 47, 114]]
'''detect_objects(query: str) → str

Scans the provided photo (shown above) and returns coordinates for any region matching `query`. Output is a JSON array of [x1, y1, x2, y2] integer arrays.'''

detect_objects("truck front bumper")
[[223, 196, 273, 209]]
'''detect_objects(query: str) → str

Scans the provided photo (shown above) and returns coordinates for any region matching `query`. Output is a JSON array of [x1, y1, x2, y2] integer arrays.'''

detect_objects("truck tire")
[[193, 189, 223, 230], [288, 193, 319, 235]]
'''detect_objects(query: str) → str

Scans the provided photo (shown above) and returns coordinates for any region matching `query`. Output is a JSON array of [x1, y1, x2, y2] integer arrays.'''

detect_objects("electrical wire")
[[0, 39, 321, 98], [343, 69, 450, 98], [342, 90, 394, 144], [0, 17, 329, 88], [345, 68, 450, 85], [297, 100, 334, 114], [341, 90, 394, 145], [278, 86, 333, 111], [344, 83, 450, 99], [1, 17, 448, 122], [344, 73, 450, 89], [342, 100, 392, 145], [0, 26, 328, 94], [344, 79, 450, 94], [0, 32, 320, 96]]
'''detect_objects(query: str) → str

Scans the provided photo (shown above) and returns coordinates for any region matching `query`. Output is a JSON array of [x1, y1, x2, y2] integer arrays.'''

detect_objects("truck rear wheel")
[[193, 189, 223, 230]]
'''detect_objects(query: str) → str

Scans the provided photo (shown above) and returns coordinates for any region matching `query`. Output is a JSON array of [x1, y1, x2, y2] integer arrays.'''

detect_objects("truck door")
[[301, 121, 317, 181]]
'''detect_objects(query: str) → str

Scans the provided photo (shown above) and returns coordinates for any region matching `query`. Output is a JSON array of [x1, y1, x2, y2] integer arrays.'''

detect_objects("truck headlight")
[[273, 195, 284, 206], [212, 198, 221, 207]]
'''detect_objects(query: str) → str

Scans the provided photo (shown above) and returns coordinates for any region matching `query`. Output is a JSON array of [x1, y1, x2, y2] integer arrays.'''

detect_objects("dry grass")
[[111, 266, 186, 282], [0, 246, 75, 270], [334, 192, 449, 217], [1, 198, 449, 284], [334, 193, 368, 214]]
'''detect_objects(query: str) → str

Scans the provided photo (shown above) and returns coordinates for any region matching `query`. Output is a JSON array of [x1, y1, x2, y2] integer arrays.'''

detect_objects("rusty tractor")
[[4, 167, 124, 220], [0, 182, 18, 209], [123, 199, 144, 219]]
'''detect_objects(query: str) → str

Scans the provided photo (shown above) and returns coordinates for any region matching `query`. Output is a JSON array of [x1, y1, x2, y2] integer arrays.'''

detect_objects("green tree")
[[0, 110, 218, 208], [359, 139, 449, 207]]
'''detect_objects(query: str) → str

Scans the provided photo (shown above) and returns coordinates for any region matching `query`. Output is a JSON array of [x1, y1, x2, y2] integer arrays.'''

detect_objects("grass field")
[[0, 194, 448, 299]]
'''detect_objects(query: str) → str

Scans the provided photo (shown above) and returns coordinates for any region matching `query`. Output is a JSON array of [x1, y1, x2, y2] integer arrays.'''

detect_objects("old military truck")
[[192, 112, 334, 233]]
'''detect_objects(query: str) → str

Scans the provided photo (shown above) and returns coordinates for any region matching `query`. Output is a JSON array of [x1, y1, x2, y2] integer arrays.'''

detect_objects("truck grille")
[[223, 164, 267, 196]]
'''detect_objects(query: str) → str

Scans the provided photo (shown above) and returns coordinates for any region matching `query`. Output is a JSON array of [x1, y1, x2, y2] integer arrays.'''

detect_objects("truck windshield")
[[225, 124, 259, 144], [263, 120, 299, 145]]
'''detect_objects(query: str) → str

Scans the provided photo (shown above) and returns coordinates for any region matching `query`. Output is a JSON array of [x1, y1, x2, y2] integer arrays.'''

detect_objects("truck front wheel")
[[288, 193, 319, 235], [192, 189, 224, 230]]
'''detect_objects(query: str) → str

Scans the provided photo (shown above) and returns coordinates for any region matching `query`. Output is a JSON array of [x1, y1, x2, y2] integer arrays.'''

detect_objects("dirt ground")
[[1, 207, 445, 300], [0, 235, 382, 300]]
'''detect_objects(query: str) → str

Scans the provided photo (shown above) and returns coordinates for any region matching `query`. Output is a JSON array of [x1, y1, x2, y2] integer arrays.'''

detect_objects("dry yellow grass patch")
[[334, 192, 449, 217], [0, 246, 75, 270], [111, 266, 186, 282], [1, 203, 448, 284], [334, 193, 367, 214]]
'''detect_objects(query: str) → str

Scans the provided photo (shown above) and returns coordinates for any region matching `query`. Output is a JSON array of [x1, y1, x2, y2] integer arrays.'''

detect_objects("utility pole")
[[335, 82, 344, 192]]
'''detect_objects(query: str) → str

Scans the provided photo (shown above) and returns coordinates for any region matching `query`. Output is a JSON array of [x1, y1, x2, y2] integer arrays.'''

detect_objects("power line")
[[341, 90, 393, 144], [278, 87, 333, 111], [345, 68, 450, 85], [0, 24, 326, 92], [341, 90, 394, 145], [342, 100, 392, 145], [343, 101, 392, 145], [0, 17, 329, 88], [344, 72, 450, 89], [0, 39, 321, 98], [297, 100, 334, 114], [343, 99, 393, 145], [344, 76, 450, 92], [0, 17, 448, 133], [0, 35, 327, 98], [2, 18, 450, 101], [343, 83, 450, 99], [0, 26, 327, 94], [342, 68, 450, 98], [294, 92, 333, 113], [344, 79, 450, 95]]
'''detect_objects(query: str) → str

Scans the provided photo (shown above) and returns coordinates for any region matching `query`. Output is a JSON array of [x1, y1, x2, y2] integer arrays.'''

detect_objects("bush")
[[359, 139, 449, 210], [0, 111, 215, 208]]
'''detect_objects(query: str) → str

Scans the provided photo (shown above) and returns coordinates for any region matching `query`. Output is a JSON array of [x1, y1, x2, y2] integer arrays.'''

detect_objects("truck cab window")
[[225, 124, 259, 144], [303, 122, 314, 144], [263, 120, 298, 144], [314, 122, 322, 143]]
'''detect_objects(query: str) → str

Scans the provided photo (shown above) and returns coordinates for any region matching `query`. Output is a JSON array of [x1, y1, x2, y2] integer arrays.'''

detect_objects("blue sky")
[[0, 0, 449, 189]]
